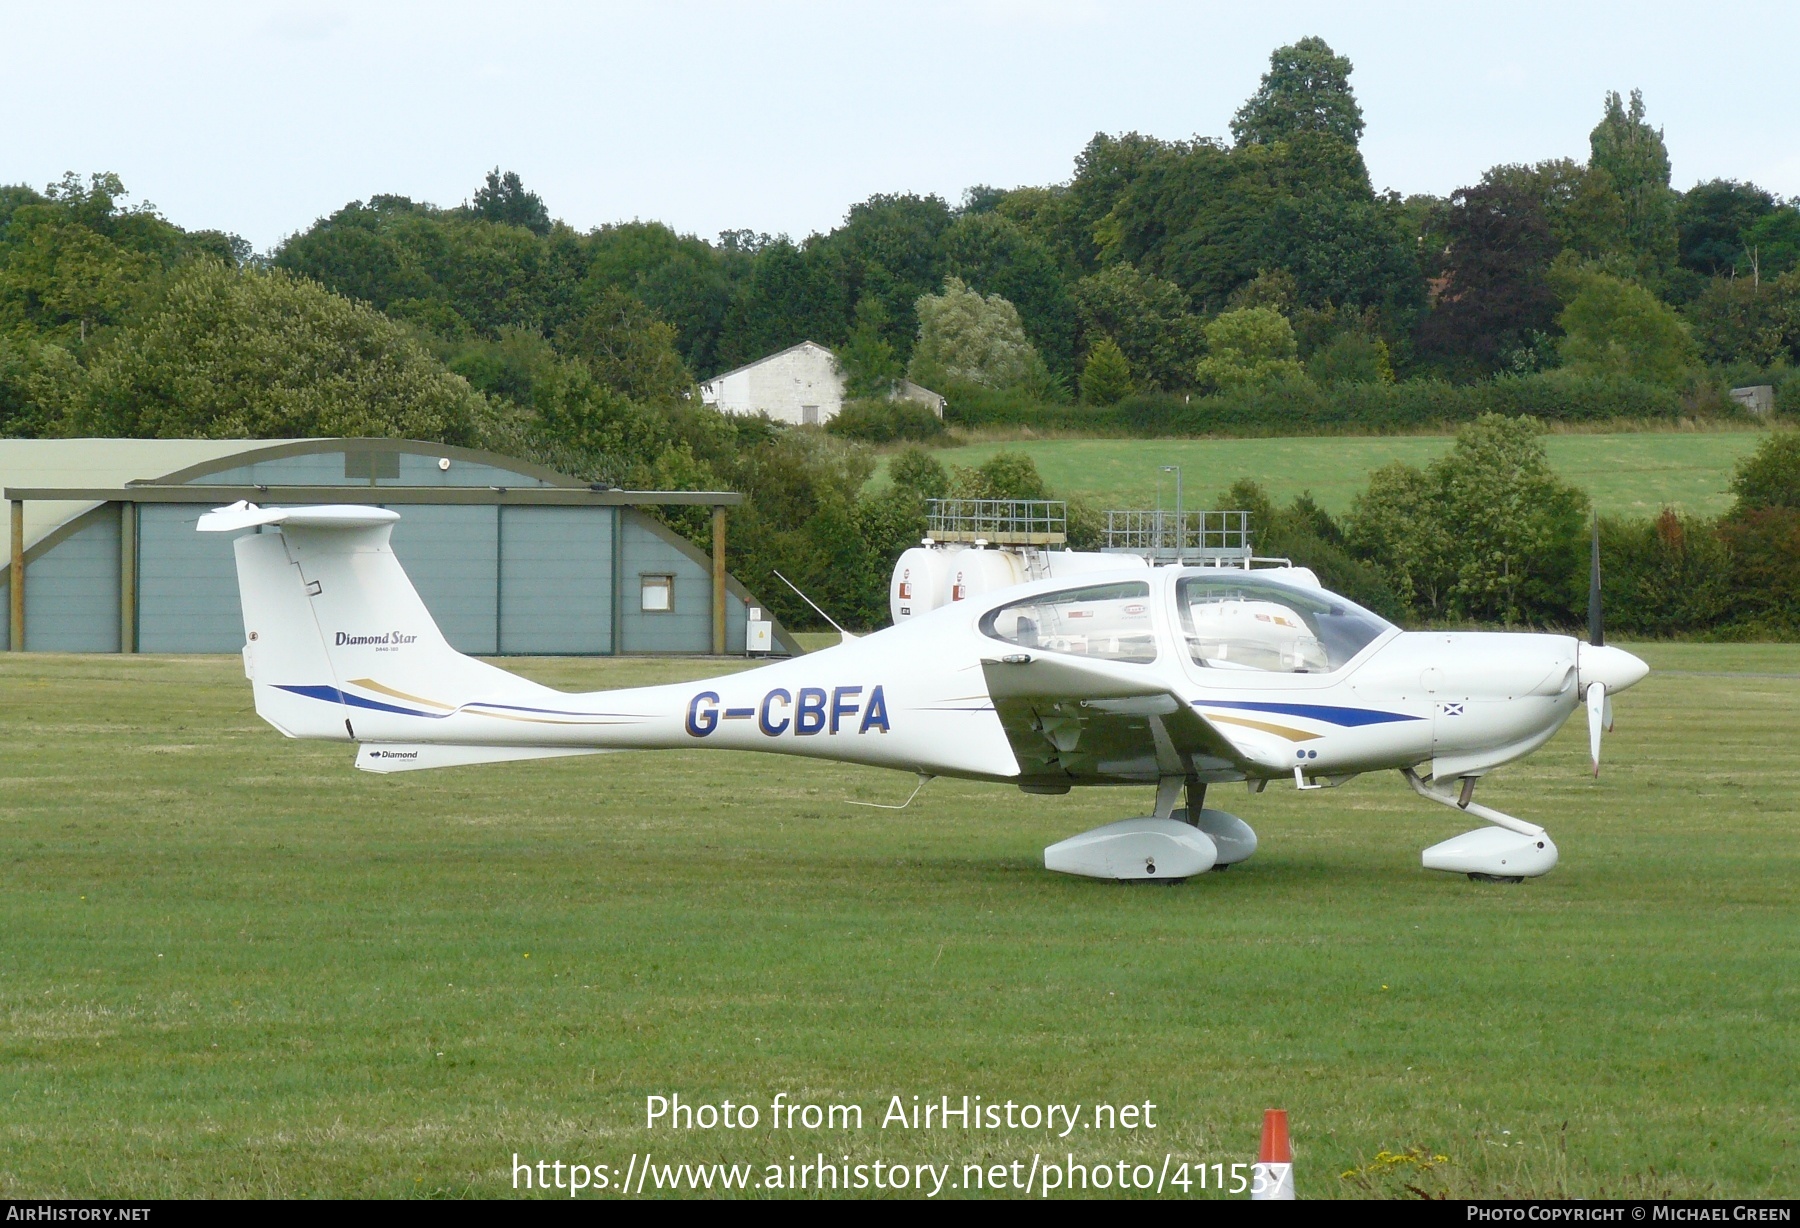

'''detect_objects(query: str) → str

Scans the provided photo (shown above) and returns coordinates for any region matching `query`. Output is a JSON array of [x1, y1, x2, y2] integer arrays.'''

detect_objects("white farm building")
[[699, 340, 945, 425]]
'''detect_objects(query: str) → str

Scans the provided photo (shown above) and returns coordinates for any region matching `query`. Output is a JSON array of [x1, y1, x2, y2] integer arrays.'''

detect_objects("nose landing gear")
[[1404, 769, 1558, 881]]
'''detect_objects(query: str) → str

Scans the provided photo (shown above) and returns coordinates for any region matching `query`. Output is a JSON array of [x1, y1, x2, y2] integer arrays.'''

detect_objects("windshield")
[[1176, 574, 1392, 673], [981, 581, 1157, 664]]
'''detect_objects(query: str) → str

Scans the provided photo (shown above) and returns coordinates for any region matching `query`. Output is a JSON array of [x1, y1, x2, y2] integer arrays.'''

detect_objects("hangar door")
[[386, 505, 615, 656], [130, 504, 618, 656], [138, 504, 246, 653], [497, 506, 614, 655]]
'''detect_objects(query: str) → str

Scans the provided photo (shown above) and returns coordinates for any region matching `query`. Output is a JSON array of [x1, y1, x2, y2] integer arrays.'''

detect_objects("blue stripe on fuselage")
[[1195, 699, 1421, 726], [273, 684, 441, 718]]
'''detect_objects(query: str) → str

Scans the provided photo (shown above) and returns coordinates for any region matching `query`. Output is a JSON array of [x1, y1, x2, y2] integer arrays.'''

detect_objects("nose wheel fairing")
[[1405, 769, 1559, 880]]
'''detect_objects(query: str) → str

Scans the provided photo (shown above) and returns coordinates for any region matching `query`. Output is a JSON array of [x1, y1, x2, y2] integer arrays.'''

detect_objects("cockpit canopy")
[[978, 571, 1393, 673], [980, 580, 1158, 664], [1176, 574, 1391, 672]]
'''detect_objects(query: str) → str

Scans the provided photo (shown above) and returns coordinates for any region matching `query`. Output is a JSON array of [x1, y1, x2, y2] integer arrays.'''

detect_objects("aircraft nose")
[[1579, 643, 1650, 694]]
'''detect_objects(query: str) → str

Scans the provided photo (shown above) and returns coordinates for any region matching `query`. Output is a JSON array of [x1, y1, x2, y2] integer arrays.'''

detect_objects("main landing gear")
[[1043, 777, 1258, 882]]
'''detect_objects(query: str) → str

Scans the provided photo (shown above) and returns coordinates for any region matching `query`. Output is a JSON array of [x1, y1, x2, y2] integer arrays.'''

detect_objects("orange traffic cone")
[[1251, 1108, 1295, 1200]]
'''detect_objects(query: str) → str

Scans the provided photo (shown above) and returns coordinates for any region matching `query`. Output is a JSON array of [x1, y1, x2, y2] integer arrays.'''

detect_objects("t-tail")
[[200, 501, 681, 773]]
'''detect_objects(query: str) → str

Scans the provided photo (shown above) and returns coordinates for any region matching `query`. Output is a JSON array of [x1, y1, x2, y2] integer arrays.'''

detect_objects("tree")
[[1346, 415, 1587, 624], [835, 297, 903, 398], [275, 196, 581, 341], [1483, 159, 1629, 262], [1307, 330, 1393, 385], [941, 212, 1078, 375], [1193, 307, 1305, 390], [1557, 272, 1696, 384], [1226, 268, 1298, 312], [819, 193, 953, 354], [556, 288, 693, 403], [1719, 439, 1800, 631], [1598, 511, 1734, 637], [0, 172, 199, 342], [1741, 205, 1800, 280], [1683, 269, 1800, 366], [1416, 179, 1560, 373], [958, 185, 1008, 216], [471, 169, 551, 237], [1263, 188, 1422, 315], [1588, 90, 1676, 277], [0, 335, 73, 437], [1231, 37, 1365, 148], [1437, 414, 1588, 623], [1345, 462, 1458, 618], [907, 277, 1040, 390], [1064, 132, 1170, 273], [1676, 180, 1776, 276], [713, 237, 843, 371], [1071, 263, 1203, 390], [1730, 430, 1800, 512], [1080, 336, 1133, 405], [946, 451, 1051, 501], [582, 220, 739, 375], [992, 185, 1084, 277], [888, 446, 949, 501], [62, 260, 486, 442]]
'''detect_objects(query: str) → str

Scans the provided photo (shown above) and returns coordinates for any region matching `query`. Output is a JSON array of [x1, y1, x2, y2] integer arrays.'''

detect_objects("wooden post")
[[119, 501, 137, 654], [711, 503, 727, 656], [9, 499, 23, 652]]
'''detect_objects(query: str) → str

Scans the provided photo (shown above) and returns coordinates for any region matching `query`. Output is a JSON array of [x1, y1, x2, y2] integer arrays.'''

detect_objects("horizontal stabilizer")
[[199, 501, 402, 533], [356, 743, 613, 774]]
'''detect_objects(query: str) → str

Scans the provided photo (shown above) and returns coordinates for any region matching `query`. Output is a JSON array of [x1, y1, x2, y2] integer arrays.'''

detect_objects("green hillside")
[[875, 429, 1769, 519]]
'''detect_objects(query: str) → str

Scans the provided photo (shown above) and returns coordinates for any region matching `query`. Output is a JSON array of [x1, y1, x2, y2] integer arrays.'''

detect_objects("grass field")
[[873, 429, 1771, 520], [2, 647, 1796, 1198]]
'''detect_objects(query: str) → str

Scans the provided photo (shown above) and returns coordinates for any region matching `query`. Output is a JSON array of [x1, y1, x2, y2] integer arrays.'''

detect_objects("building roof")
[[700, 340, 835, 387], [2, 438, 309, 569], [3, 437, 742, 570]]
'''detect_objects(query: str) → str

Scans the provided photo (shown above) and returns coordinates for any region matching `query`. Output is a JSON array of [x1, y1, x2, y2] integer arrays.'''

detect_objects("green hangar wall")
[[3, 438, 800, 657]]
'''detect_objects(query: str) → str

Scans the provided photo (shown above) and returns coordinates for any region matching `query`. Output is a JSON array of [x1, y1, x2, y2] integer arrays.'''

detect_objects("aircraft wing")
[[980, 655, 1250, 787]]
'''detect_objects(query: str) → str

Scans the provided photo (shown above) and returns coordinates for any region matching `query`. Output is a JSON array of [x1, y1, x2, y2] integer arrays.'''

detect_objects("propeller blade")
[[1587, 682, 1606, 777], [1588, 515, 1604, 648], [1603, 693, 1614, 733]]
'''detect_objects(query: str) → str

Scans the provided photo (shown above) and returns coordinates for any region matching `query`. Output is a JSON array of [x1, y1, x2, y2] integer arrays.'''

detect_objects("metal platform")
[[926, 498, 1067, 546], [1102, 509, 1253, 566]]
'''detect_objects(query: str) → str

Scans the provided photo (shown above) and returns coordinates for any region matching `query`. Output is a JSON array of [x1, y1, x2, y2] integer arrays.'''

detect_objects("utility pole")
[[1161, 465, 1182, 556]]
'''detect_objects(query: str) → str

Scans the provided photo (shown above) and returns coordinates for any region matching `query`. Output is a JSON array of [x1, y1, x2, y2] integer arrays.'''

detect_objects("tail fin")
[[202, 502, 549, 742]]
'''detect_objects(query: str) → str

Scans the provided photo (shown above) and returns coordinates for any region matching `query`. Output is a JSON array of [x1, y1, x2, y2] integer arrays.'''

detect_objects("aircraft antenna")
[[771, 569, 858, 641], [845, 773, 934, 810]]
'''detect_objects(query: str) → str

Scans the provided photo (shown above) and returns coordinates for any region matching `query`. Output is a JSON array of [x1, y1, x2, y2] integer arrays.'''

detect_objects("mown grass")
[[872, 430, 1771, 520], [0, 645, 1795, 1198]]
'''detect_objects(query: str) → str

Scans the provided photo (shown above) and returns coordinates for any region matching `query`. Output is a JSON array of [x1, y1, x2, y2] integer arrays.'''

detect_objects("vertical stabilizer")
[[234, 531, 346, 739], [205, 503, 553, 742]]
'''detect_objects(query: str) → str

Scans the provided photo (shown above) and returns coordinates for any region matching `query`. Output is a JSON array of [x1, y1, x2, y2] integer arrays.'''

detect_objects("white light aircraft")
[[199, 501, 1648, 883]]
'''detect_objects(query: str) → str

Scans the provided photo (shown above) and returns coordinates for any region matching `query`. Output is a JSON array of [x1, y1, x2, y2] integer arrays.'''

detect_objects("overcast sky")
[[5, 1, 1796, 252]]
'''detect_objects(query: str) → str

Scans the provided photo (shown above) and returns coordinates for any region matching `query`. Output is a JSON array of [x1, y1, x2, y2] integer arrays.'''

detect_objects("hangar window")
[[980, 581, 1156, 664], [640, 574, 675, 613], [1176, 575, 1391, 673]]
